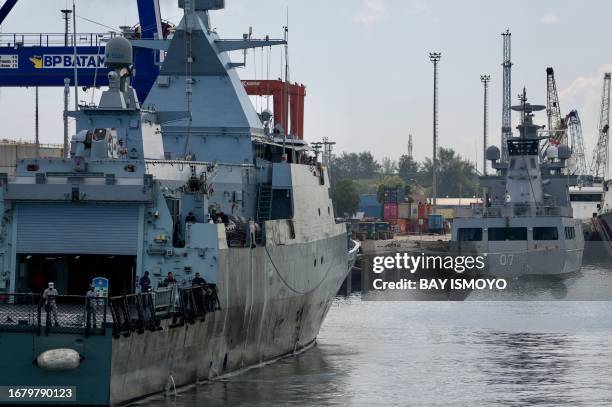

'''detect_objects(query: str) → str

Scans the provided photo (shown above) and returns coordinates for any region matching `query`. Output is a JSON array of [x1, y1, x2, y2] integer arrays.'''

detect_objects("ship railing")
[[0, 32, 116, 48], [454, 205, 571, 218], [109, 293, 158, 336], [0, 293, 40, 333], [42, 295, 108, 337], [178, 285, 221, 324], [0, 293, 108, 336], [109, 285, 221, 338]]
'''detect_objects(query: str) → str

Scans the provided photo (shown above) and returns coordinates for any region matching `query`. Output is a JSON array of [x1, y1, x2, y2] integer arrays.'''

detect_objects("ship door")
[[14, 202, 140, 296], [16, 254, 136, 297]]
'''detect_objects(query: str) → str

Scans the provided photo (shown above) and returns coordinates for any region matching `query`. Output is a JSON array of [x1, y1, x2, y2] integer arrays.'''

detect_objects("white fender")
[[36, 348, 80, 371]]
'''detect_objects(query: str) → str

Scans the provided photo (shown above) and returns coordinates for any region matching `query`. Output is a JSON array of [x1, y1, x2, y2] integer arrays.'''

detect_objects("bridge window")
[[457, 228, 482, 242], [570, 194, 602, 202], [533, 227, 558, 241], [488, 227, 527, 241]]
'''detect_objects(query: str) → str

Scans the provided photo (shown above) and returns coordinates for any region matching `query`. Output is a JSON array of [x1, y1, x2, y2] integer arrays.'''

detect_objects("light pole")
[[481, 74, 490, 175], [429, 52, 441, 207]]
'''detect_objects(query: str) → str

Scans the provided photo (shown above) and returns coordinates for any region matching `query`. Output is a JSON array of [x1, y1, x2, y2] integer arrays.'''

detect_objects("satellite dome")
[[104, 37, 133, 69], [557, 144, 571, 160], [546, 145, 558, 160], [486, 145, 500, 161]]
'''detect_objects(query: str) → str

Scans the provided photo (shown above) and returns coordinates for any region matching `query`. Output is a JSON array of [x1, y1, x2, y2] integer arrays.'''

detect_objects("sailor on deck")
[[42, 282, 59, 327]]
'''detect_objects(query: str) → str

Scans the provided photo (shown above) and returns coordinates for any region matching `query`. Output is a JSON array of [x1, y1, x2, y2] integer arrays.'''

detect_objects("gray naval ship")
[[0, 1, 359, 405], [451, 90, 584, 277]]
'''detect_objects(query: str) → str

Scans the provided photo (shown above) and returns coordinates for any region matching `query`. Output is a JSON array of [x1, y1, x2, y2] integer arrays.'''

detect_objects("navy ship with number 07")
[[451, 89, 584, 277], [0, 1, 359, 405]]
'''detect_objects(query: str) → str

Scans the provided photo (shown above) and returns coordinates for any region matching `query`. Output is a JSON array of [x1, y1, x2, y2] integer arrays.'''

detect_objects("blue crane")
[[0, 0, 162, 101]]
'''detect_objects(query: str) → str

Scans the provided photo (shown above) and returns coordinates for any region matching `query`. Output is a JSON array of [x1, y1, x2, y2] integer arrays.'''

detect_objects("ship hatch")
[[16, 254, 136, 296], [13, 202, 140, 295], [15, 203, 140, 255]]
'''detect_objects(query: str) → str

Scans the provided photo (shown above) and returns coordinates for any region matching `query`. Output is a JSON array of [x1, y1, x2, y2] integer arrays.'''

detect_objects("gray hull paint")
[[110, 232, 349, 405]]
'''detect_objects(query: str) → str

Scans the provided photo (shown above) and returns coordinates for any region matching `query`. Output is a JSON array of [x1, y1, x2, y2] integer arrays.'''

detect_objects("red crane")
[[242, 80, 306, 140]]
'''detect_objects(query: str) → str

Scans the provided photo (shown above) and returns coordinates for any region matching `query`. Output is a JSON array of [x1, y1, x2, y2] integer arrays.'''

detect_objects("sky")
[[0, 0, 611, 174]]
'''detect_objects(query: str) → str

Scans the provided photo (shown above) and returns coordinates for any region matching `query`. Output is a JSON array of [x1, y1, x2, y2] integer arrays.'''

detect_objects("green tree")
[[376, 175, 410, 203], [331, 179, 360, 217], [330, 152, 381, 181], [397, 154, 420, 183], [419, 147, 479, 197]]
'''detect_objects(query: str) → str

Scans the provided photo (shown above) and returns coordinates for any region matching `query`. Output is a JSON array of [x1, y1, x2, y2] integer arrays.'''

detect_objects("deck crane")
[[590, 73, 611, 181], [543, 67, 567, 151], [566, 110, 588, 176]]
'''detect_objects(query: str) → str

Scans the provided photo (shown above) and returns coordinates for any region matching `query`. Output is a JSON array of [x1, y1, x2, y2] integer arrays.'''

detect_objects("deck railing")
[[0, 285, 221, 338], [109, 284, 221, 338], [0, 32, 115, 48], [0, 293, 108, 336]]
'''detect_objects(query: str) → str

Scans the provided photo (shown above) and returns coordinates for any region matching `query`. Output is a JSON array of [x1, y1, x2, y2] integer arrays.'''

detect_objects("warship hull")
[[1, 232, 358, 406], [111, 233, 356, 405]]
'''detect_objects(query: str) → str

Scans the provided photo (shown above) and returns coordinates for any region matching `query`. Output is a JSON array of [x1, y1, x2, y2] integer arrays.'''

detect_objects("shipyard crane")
[[500, 29, 513, 162], [566, 110, 588, 176], [590, 73, 611, 180], [544, 67, 567, 147]]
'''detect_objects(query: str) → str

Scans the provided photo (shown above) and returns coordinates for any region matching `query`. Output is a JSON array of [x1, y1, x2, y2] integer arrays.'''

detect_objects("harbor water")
[[141, 261, 612, 407]]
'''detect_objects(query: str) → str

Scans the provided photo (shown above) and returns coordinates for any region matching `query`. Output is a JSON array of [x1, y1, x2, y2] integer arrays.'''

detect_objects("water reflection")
[[141, 296, 612, 407], [475, 331, 574, 405]]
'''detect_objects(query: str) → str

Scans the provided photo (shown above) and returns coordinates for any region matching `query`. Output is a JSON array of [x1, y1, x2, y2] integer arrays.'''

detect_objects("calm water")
[[142, 262, 612, 407]]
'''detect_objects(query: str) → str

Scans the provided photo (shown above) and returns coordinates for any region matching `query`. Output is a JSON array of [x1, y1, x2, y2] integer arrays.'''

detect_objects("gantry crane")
[[566, 110, 588, 176], [590, 73, 611, 180]]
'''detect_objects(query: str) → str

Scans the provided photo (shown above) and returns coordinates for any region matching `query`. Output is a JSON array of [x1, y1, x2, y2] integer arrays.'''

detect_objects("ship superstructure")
[[0, 1, 359, 405], [451, 90, 584, 277]]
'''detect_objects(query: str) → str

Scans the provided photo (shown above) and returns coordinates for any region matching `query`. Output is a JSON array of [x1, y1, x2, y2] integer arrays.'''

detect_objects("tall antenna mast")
[[408, 134, 413, 160], [282, 11, 289, 161], [72, 1, 78, 111], [481, 74, 490, 175], [501, 29, 512, 162], [429, 52, 441, 207]]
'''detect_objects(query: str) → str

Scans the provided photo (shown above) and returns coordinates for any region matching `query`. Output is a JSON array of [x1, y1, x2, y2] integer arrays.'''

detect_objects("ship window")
[[570, 193, 602, 202], [564, 226, 576, 240], [457, 228, 482, 241], [533, 227, 559, 240], [488, 227, 527, 241]]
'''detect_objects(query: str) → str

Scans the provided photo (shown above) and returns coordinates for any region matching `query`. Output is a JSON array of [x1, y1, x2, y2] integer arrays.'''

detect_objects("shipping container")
[[383, 203, 398, 220], [418, 203, 433, 219], [383, 187, 406, 204], [398, 203, 411, 219], [410, 203, 419, 219], [428, 214, 445, 234], [396, 218, 408, 234]]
